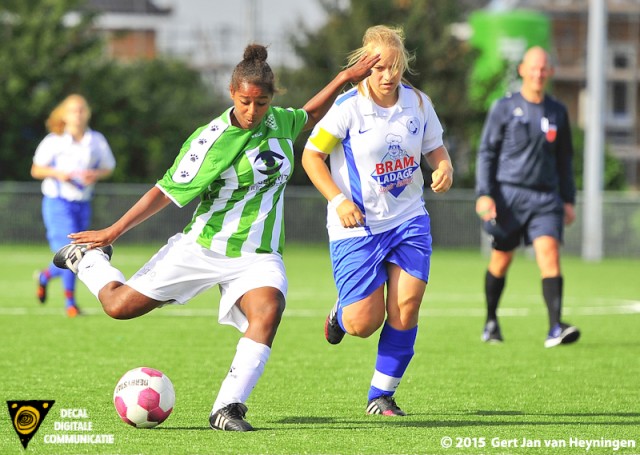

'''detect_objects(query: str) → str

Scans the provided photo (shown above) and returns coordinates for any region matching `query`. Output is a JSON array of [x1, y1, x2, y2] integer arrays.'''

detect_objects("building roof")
[[86, 0, 172, 15], [514, 0, 640, 13]]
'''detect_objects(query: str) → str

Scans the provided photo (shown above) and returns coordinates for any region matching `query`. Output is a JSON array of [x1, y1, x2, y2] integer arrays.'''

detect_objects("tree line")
[[0, 0, 624, 189]]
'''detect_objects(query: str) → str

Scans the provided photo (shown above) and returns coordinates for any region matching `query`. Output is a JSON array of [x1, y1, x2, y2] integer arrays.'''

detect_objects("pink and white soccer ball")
[[113, 367, 175, 428]]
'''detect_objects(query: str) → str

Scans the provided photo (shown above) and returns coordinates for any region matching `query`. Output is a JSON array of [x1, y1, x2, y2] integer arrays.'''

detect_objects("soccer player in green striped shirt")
[[53, 44, 379, 431]]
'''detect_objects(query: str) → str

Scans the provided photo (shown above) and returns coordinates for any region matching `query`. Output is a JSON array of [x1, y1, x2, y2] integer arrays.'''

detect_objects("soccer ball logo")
[[113, 367, 175, 428]]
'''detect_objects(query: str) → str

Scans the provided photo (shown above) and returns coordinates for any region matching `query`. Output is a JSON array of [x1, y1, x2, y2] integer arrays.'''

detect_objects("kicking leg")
[[54, 244, 163, 319]]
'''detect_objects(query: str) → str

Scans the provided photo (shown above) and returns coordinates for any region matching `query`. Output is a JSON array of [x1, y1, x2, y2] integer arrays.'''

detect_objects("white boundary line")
[[2, 300, 639, 318]]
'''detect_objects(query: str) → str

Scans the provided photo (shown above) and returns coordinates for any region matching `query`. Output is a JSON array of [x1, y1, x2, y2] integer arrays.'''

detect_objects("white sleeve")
[[94, 132, 116, 171], [421, 96, 445, 155], [32, 135, 57, 166]]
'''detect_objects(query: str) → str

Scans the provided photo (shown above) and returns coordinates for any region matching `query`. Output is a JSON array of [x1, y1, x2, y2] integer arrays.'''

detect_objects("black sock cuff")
[[542, 276, 563, 291], [486, 270, 506, 286]]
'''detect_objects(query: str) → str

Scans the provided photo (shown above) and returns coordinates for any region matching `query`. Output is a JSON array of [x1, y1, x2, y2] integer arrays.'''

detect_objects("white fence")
[[3, 182, 640, 257]]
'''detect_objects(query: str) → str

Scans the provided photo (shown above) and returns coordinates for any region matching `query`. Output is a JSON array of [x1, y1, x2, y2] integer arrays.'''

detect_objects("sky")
[[154, 0, 332, 68]]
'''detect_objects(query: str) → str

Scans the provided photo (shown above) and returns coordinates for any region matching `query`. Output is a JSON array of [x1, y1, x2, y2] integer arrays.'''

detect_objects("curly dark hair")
[[230, 44, 277, 95]]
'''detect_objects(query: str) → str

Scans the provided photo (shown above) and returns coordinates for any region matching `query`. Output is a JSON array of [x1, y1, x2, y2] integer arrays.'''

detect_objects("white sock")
[[211, 337, 271, 414], [77, 250, 125, 299]]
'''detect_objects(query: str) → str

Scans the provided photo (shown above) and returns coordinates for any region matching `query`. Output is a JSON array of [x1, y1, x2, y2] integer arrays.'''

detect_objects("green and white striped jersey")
[[156, 106, 307, 257]]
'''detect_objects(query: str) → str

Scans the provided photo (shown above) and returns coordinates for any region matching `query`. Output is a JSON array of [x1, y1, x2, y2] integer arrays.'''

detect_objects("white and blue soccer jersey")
[[157, 106, 307, 258], [305, 83, 444, 240], [33, 130, 115, 202]]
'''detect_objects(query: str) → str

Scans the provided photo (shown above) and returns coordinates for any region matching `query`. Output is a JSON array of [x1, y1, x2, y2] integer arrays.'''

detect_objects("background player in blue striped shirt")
[[475, 46, 580, 348]]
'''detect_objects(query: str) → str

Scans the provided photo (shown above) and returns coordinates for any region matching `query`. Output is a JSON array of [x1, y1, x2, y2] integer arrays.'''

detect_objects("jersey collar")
[[360, 82, 416, 116], [222, 106, 272, 132], [62, 129, 93, 145]]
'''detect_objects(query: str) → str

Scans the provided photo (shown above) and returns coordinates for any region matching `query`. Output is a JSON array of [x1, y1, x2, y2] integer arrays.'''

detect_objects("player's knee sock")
[[64, 289, 75, 308], [62, 270, 76, 308], [212, 337, 271, 414], [77, 250, 125, 299], [542, 276, 562, 329], [39, 269, 50, 286], [368, 322, 417, 401], [485, 270, 505, 321], [45, 264, 61, 281]]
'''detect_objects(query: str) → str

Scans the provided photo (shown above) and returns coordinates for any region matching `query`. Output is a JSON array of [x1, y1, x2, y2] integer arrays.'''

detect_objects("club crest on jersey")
[[406, 117, 420, 135], [371, 134, 419, 197], [254, 150, 284, 176], [541, 117, 557, 142], [265, 114, 278, 130]]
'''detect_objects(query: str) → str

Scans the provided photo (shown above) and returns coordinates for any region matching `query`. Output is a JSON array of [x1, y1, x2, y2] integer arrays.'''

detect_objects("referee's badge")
[[541, 117, 557, 143]]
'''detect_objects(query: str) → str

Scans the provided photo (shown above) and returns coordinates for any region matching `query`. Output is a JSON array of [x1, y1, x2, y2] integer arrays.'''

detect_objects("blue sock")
[[64, 290, 76, 309], [62, 270, 76, 308], [368, 322, 417, 401], [39, 269, 50, 286], [46, 263, 62, 281]]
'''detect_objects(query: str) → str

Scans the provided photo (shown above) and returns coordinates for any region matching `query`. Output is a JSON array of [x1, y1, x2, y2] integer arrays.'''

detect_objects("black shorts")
[[483, 184, 564, 251]]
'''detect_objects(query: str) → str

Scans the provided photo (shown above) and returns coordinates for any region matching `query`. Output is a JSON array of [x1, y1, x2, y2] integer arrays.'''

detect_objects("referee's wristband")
[[329, 193, 347, 209]]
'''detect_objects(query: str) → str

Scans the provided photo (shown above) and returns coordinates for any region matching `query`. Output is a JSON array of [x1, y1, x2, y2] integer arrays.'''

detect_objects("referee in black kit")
[[475, 46, 580, 348]]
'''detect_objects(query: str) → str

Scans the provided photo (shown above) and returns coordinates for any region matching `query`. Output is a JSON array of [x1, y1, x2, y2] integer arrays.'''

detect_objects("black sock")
[[485, 270, 505, 321], [542, 276, 563, 329]]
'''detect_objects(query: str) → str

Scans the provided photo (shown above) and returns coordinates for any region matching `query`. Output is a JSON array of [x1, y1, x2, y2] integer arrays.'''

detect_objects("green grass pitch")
[[0, 244, 639, 454]]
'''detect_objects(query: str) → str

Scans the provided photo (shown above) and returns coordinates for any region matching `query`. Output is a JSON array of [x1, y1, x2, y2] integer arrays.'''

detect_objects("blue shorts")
[[483, 184, 564, 251], [42, 197, 91, 251], [330, 215, 432, 307]]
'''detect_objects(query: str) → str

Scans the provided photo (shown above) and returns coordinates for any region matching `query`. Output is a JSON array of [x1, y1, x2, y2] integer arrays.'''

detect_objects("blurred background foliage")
[[0, 0, 222, 183], [0, 0, 625, 190]]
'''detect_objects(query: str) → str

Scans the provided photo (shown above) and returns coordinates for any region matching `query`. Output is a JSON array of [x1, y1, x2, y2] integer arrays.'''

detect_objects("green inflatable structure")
[[469, 10, 551, 108]]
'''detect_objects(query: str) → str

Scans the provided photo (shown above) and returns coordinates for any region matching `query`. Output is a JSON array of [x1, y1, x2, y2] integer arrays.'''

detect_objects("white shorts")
[[126, 233, 287, 332]]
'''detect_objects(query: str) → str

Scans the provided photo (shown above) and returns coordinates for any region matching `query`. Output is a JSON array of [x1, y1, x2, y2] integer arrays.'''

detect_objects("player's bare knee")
[[395, 299, 421, 327], [345, 315, 383, 338], [96, 284, 123, 318], [350, 324, 379, 338], [102, 302, 128, 320], [250, 298, 285, 329], [260, 309, 283, 330], [100, 302, 120, 319], [99, 295, 133, 320]]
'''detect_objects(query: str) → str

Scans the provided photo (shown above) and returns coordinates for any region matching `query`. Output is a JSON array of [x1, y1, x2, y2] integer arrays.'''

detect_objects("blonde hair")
[[45, 94, 91, 135], [347, 25, 421, 102]]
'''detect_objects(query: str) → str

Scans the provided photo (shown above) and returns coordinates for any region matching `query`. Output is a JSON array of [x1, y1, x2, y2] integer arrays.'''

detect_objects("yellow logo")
[[7, 400, 55, 449]]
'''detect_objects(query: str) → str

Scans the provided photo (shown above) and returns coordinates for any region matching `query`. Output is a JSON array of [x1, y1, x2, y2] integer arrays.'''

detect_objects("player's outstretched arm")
[[68, 186, 172, 248], [302, 53, 380, 131]]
